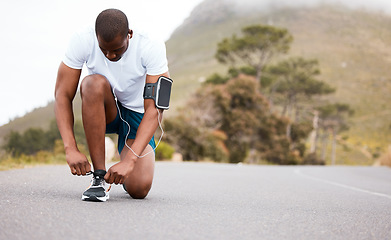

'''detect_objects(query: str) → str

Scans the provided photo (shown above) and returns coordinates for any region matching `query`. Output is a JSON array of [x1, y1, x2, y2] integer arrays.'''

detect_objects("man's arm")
[[54, 62, 91, 175], [128, 72, 171, 160], [104, 72, 170, 184]]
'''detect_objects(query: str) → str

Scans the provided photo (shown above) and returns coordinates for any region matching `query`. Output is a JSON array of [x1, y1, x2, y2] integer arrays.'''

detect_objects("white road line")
[[294, 168, 391, 200]]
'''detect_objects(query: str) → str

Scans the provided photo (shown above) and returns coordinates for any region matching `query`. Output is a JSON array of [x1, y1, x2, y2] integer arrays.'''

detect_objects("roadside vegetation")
[[0, 119, 173, 170], [0, 120, 80, 170], [163, 24, 356, 165]]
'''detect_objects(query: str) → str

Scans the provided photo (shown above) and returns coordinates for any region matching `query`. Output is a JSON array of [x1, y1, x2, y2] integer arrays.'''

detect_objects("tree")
[[204, 73, 229, 85], [3, 128, 47, 156], [46, 120, 62, 145], [267, 57, 335, 117], [164, 85, 229, 162], [220, 75, 269, 163], [317, 103, 354, 164], [2, 119, 78, 157], [215, 25, 293, 82], [165, 73, 308, 164], [264, 57, 335, 147], [3, 131, 23, 156]]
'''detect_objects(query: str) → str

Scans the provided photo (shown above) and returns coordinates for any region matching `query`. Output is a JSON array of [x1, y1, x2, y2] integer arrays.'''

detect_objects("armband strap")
[[143, 82, 158, 102]]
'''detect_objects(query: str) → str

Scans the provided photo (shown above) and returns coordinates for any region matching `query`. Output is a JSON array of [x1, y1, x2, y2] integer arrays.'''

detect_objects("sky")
[[1, 0, 391, 126], [0, 0, 203, 126]]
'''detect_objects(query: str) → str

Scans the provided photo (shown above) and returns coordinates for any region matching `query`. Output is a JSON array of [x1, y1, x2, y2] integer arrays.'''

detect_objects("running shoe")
[[82, 170, 111, 202]]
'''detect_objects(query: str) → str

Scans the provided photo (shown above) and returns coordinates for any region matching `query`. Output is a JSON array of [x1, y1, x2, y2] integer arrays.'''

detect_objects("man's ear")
[[128, 29, 133, 39]]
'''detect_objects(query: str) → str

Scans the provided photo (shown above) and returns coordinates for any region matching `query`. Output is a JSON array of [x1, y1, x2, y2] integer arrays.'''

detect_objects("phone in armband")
[[143, 76, 173, 110]]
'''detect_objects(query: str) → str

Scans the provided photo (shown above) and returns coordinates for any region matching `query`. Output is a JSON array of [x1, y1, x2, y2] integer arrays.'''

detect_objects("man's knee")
[[80, 74, 110, 97], [129, 190, 150, 200], [125, 183, 152, 199]]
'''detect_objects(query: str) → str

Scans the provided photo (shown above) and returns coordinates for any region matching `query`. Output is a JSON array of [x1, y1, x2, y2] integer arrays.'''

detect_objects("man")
[[54, 8, 170, 202]]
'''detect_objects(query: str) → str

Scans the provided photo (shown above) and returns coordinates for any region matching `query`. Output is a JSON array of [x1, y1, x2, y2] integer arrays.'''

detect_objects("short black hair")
[[95, 9, 129, 42]]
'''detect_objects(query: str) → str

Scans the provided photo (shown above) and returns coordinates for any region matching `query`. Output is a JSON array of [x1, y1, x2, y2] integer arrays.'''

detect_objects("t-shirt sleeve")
[[142, 39, 169, 76], [63, 30, 90, 69]]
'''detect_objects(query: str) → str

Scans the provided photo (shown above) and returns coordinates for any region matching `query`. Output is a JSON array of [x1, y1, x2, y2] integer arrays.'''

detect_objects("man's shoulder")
[[63, 25, 96, 68]]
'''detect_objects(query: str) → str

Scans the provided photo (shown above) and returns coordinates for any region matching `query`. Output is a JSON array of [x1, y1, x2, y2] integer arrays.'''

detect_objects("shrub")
[[155, 141, 175, 160]]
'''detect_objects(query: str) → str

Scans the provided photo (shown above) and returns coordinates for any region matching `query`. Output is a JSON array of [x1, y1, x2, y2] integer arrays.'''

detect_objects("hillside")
[[0, 96, 82, 147], [165, 0, 391, 162], [1, 0, 391, 164]]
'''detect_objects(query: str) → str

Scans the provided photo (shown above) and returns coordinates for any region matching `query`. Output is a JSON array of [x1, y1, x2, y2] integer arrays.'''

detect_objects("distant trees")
[[4, 128, 48, 156], [216, 75, 270, 163], [165, 74, 309, 164], [264, 57, 335, 116], [262, 57, 335, 149], [2, 120, 84, 157], [3, 121, 59, 156], [164, 85, 230, 161], [163, 24, 352, 165], [316, 103, 354, 164], [215, 25, 293, 82]]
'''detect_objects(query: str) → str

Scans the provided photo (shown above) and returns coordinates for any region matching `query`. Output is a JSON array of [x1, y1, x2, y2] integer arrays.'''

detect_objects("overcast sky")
[[0, 0, 390, 126], [0, 0, 204, 126]]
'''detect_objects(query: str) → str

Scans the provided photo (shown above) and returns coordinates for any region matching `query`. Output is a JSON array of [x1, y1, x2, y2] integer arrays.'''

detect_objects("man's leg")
[[80, 74, 117, 171], [121, 139, 155, 199]]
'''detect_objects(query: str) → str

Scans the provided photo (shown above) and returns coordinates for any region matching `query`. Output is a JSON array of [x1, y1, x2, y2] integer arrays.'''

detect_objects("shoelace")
[[85, 171, 112, 191], [92, 175, 104, 187]]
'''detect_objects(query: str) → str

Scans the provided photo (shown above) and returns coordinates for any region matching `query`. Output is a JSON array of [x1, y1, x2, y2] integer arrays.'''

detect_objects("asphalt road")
[[1, 162, 391, 240]]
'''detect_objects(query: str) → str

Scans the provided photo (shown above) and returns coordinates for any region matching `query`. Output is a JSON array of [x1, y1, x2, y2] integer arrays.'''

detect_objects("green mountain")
[[2, 0, 391, 163]]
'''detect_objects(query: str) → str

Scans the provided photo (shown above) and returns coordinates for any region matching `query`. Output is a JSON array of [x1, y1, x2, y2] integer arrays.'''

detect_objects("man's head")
[[95, 9, 131, 62]]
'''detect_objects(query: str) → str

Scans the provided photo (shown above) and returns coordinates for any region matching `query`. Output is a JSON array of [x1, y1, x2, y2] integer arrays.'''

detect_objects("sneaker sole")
[[82, 194, 109, 202]]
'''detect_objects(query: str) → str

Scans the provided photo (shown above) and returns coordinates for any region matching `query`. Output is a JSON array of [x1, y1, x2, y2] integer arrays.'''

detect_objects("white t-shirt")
[[63, 26, 169, 113]]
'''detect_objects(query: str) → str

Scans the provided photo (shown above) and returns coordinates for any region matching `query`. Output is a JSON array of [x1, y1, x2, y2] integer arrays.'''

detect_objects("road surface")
[[1, 162, 391, 239]]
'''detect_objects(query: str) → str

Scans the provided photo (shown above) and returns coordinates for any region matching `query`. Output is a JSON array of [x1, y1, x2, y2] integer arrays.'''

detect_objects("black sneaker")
[[82, 170, 111, 202]]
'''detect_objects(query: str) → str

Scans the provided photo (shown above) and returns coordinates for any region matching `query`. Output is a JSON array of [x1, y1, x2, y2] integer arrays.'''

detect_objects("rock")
[[105, 137, 116, 162]]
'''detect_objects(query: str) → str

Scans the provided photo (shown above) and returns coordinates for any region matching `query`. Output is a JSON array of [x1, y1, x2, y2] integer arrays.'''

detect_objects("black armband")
[[143, 76, 173, 110]]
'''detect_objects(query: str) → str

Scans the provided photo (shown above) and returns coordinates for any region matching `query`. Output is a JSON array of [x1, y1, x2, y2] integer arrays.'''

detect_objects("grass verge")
[[0, 151, 67, 171]]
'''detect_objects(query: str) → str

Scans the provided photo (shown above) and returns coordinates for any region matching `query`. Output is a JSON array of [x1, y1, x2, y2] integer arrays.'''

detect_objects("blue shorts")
[[105, 103, 155, 154]]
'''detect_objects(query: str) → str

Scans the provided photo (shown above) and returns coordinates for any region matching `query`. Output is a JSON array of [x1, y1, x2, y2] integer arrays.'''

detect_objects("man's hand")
[[104, 160, 135, 185], [66, 149, 91, 176]]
